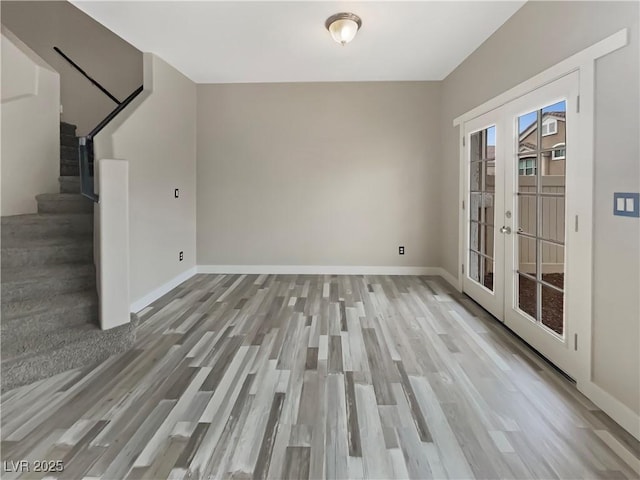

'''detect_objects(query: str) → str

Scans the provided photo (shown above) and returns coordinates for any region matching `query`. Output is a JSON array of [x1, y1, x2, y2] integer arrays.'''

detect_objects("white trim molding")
[[579, 381, 640, 441], [198, 265, 444, 276], [130, 266, 197, 313]]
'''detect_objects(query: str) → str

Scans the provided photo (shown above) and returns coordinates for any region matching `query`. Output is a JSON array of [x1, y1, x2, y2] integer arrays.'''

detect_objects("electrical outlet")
[[174, 188, 180, 198], [399, 246, 405, 255], [179, 251, 184, 261]]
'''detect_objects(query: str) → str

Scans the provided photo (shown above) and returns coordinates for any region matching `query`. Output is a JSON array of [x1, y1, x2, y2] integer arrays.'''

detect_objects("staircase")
[[1, 122, 136, 392]]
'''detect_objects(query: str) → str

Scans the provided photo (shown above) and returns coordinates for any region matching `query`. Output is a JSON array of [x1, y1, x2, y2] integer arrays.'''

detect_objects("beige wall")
[[1, 1, 142, 136], [1, 27, 60, 216], [94, 54, 196, 307], [196, 82, 441, 268], [440, 2, 639, 415]]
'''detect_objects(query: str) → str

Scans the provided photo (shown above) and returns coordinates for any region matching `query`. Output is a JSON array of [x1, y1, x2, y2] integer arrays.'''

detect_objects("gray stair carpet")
[[0, 122, 136, 393], [59, 176, 81, 194], [36, 193, 94, 214]]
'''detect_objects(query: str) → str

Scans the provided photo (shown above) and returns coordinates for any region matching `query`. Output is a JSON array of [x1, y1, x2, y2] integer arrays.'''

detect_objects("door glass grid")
[[516, 101, 566, 336], [468, 126, 496, 292]]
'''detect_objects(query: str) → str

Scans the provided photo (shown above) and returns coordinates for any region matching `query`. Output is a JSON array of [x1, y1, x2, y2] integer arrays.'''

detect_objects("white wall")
[[1, 1, 142, 135], [197, 82, 442, 269], [97, 159, 130, 329], [1, 27, 60, 216], [440, 1, 639, 420], [94, 53, 196, 309]]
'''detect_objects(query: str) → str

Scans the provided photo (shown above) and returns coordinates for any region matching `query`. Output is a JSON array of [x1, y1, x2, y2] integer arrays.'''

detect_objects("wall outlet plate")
[[174, 188, 180, 198], [179, 251, 184, 261], [399, 246, 405, 255], [613, 192, 639, 217]]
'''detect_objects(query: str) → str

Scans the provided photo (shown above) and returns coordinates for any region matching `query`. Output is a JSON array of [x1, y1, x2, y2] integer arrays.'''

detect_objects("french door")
[[462, 72, 581, 379]]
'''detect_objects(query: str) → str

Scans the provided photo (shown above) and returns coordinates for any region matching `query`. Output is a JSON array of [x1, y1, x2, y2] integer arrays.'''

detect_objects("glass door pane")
[[515, 101, 567, 336], [469, 126, 496, 292]]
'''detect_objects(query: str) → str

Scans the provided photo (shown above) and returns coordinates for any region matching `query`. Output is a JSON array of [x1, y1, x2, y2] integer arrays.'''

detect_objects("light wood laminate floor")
[[2, 274, 639, 480]]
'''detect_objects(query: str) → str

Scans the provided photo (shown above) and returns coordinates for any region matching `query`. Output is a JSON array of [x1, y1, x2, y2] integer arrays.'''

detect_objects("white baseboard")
[[594, 430, 640, 475], [130, 266, 197, 313], [435, 268, 460, 291], [197, 265, 444, 276], [579, 380, 640, 441]]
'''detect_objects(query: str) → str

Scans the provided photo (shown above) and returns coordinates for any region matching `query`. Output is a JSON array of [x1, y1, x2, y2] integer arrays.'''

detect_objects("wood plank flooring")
[[2, 274, 639, 479]]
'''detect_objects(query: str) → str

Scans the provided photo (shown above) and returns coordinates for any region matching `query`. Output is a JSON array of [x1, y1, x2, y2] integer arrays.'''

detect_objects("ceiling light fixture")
[[325, 12, 362, 46]]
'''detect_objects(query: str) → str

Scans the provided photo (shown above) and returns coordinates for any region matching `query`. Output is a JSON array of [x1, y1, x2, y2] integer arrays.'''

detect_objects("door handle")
[[500, 226, 512, 234]]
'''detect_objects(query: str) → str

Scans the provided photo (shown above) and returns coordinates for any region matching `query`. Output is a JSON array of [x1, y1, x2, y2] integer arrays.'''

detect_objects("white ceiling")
[[71, 1, 526, 84]]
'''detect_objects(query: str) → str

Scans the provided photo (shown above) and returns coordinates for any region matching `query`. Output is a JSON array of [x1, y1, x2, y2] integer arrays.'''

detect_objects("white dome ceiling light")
[[325, 12, 362, 46]]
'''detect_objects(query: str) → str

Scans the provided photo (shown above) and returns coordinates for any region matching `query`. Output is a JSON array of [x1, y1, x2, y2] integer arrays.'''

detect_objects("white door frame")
[[453, 29, 638, 439]]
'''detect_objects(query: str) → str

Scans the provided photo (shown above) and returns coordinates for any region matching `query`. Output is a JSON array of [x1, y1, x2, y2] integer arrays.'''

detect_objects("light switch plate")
[[613, 192, 639, 217]]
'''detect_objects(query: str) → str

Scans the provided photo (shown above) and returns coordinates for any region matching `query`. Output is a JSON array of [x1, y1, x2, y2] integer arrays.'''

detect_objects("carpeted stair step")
[[59, 176, 82, 193], [60, 144, 78, 162], [60, 162, 79, 177], [1, 319, 137, 392], [60, 161, 93, 177], [1, 263, 95, 303], [36, 193, 93, 214], [60, 133, 78, 148], [1, 235, 93, 268], [1, 290, 97, 328], [2, 324, 101, 363], [1, 292, 99, 360], [1, 213, 92, 238], [60, 122, 77, 136]]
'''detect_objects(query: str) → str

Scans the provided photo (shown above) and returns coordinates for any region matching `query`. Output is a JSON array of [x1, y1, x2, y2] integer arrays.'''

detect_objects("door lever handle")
[[500, 226, 512, 234]]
